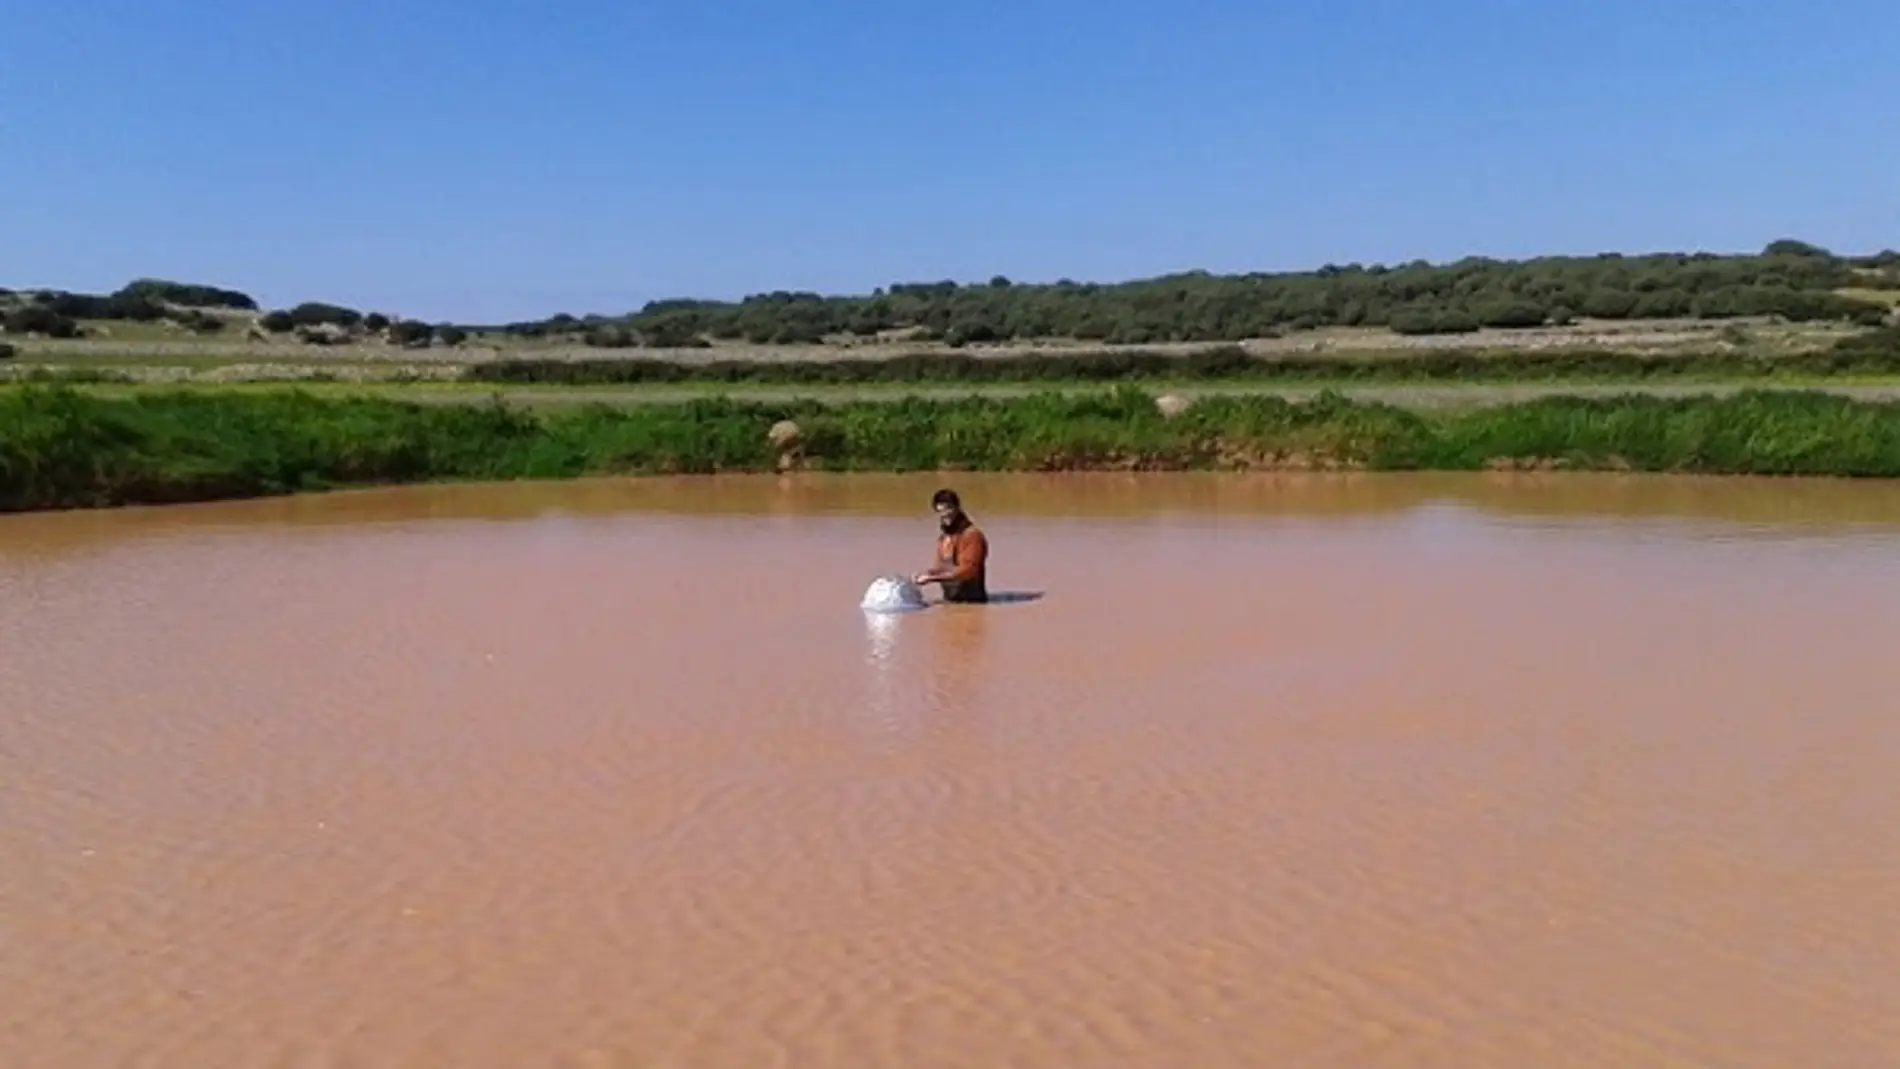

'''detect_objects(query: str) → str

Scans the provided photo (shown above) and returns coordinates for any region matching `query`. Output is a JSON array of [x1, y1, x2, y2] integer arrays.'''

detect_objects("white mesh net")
[[860, 574, 928, 613]]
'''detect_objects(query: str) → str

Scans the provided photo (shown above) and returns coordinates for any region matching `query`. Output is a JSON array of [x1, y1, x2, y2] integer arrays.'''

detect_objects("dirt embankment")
[[5, 316, 1868, 366]]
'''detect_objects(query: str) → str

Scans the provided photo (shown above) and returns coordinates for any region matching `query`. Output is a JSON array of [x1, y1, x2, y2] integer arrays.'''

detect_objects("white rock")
[[768, 420, 803, 449], [1155, 393, 1193, 418]]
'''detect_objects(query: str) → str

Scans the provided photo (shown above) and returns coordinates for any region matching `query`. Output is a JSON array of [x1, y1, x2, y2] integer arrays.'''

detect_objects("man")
[[914, 488, 989, 603]]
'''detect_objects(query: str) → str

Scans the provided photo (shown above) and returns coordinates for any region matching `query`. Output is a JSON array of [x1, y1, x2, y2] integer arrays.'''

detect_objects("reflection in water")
[[861, 607, 905, 734], [918, 605, 990, 746], [862, 606, 903, 662], [5, 474, 1900, 1069], [860, 602, 993, 742]]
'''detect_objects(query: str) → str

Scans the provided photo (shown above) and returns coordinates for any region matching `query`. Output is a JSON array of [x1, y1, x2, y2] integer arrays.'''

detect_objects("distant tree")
[[287, 302, 362, 328], [769, 322, 828, 345], [295, 324, 342, 345], [259, 311, 295, 332], [637, 313, 709, 348], [114, 278, 258, 310], [1579, 289, 1638, 319], [1764, 239, 1832, 258], [29, 290, 175, 322], [584, 326, 636, 348], [106, 295, 167, 321], [1390, 309, 1478, 335], [1691, 289, 1748, 319], [177, 310, 225, 333], [1474, 300, 1549, 329], [1387, 312, 1435, 335], [40, 293, 96, 318], [1631, 290, 1693, 318], [0, 342, 16, 360], [363, 312, 391, 332], [944, 322, 1002, 347], [388, 321, 434, 347], [4, 306, 81, 338], [435, 325, 468, 346]]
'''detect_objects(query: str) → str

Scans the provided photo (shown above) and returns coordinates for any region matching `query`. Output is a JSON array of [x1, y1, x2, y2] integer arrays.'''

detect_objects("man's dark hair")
[[931, 488, 961, 510]]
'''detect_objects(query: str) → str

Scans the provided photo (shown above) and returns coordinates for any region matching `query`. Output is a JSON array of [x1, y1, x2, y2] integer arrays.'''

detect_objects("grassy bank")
[[465, 330, 1900, 386], [8, 385, 1900, 512]]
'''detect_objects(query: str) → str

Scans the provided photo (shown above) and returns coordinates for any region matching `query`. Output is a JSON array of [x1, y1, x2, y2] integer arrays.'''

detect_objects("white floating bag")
[[860, 574, 928, 613]]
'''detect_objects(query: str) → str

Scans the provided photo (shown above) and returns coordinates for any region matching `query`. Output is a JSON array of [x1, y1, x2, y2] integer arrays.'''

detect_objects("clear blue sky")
[[4, 1, 1895, 322]]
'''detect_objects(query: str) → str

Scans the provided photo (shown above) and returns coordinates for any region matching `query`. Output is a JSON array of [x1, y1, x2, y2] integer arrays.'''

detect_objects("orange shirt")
[[934, 524, 989, 600]]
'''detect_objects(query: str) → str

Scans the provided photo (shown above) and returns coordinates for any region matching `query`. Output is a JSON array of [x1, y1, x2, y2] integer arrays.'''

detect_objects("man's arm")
[[915, 530, 985, 584], [914, 550, 947, 585]]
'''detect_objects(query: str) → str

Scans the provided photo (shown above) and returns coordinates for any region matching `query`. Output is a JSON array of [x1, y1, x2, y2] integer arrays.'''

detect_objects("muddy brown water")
[[5, 473, 1900, 1068]]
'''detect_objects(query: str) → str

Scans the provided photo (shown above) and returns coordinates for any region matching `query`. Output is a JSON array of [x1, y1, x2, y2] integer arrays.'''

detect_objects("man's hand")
[[913, 570, 942, 585]]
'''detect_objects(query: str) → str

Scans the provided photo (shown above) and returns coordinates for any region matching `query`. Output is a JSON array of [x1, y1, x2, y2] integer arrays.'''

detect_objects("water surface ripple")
[[4, 473, 1899, 1067]]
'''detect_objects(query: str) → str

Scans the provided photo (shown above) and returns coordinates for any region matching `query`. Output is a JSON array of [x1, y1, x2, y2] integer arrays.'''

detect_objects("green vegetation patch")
[[453, 240, 1899, 347], [10, 382, 1900, 513]]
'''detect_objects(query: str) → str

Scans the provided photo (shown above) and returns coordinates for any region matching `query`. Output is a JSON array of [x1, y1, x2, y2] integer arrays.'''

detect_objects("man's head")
[[931, 488, 965, 531]]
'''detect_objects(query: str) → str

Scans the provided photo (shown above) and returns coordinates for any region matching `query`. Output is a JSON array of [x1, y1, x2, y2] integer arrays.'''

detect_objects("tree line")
[[0, 277, 253, 339], [251, 305, 467, 347], [481, 240, 1899, 348], [6, 242, 1898, 348], [0, 281, 467, 347]]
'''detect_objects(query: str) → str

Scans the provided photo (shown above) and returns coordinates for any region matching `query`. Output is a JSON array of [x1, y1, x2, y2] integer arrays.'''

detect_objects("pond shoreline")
[[7, 384, 1900, 514]]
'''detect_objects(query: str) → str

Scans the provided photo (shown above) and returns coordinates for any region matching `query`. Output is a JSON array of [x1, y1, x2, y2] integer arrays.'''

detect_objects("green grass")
[[10, 384, 1900, 512]]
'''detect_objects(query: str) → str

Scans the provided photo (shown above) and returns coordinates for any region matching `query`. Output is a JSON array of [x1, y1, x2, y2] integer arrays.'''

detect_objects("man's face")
[[935, 503, 961, 531]]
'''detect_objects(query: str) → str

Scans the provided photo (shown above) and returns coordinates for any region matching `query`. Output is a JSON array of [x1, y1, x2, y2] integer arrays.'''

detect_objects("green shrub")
[[10, 386, 1900, 513]]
